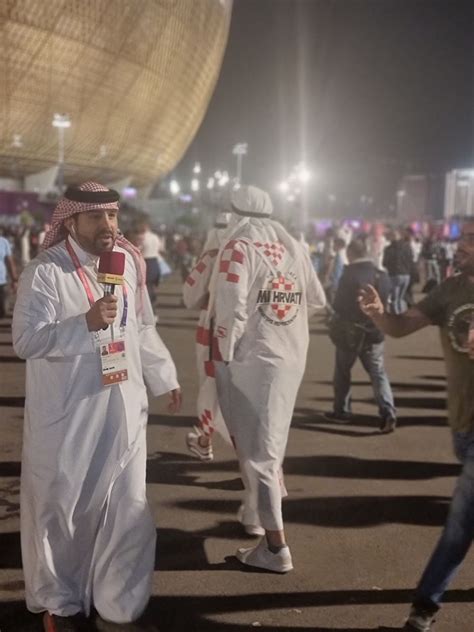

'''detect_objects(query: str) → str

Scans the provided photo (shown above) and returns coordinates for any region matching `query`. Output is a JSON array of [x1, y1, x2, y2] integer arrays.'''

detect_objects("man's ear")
[[64, 217, 75, 235]]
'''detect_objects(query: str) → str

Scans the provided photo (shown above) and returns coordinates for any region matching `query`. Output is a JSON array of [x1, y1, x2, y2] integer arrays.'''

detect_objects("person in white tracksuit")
[[210, 185, 326, 573], [12, 182, 181, 631], [182, 212, 232, 462]]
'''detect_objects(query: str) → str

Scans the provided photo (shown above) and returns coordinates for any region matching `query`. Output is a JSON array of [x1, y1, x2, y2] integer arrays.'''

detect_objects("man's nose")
[[99, 213, 114, 230]]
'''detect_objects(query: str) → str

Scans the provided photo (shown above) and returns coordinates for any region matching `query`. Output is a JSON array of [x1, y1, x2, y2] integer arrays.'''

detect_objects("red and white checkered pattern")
[[271, 275, 295, 320], [219, 239, 245, 284], [254, 241, 285, 268], [185, 248, 218, 287], [195, 325, 222, 369], [199, 408, 215, 437]]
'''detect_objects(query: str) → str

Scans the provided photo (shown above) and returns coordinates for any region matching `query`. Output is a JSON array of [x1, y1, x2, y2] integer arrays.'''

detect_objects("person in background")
[[20, 225, 31, 267], [325, 237, 347, 306], [440, 238, 457, 281], [366, 223, 388, 270], [383, 228, 413, 314], [211, 185, 326, 573], [182, 211, 232, 462], [421, 236, 442, 289], [0, 228, 18, 318], [358, 220, 474, 632], [326, 238, 396, 432], [134, 220, 164, 307], [336, 222, 353, 248], [404, 227, 421, 307]]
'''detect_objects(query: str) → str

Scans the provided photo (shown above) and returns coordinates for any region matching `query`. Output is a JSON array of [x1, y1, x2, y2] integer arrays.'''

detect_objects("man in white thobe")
[[211, 186, 326, 572], [12, 182, 181, 631]]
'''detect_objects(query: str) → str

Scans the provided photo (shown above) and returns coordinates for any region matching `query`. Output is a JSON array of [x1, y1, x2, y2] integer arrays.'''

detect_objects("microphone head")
[[98, 251, 125, 276], [98, 251, 125, 284]]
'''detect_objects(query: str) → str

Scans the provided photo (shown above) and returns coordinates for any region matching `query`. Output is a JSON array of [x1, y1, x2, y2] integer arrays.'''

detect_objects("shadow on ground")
[[1, 588, 473, 631], [0, 488, 452, 575], [312, 380, 446, 394], [293, 408, 448, 433], [172, 495, 451, 531], [394, 355, 443, 362], [307, 396, 446, 411], [145, 452, 459, 488]]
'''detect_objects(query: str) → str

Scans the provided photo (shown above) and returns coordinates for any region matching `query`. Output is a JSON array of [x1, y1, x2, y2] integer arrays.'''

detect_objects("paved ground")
[[0, 275, 472, 631]]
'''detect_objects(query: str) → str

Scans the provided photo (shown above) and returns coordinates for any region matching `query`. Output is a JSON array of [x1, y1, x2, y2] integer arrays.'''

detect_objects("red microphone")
[[97, 251, 125, 295]]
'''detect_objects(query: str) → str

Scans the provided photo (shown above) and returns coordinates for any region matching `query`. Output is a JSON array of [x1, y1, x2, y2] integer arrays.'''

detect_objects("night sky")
[[177, 0, 473, 212]]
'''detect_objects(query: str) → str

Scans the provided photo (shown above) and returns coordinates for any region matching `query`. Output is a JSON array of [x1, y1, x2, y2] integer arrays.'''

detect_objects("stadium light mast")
[[52, 113, 71, 193], [232, 142, 248, 184]]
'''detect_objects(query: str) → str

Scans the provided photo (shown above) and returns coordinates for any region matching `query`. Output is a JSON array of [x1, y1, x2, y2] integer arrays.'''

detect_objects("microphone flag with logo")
[[98, 251, 125, 295]]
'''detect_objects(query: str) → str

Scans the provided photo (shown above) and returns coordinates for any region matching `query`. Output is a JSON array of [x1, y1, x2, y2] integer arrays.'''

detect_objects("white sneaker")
[[236, 538, 293, 573], [186, 426, 214, 461], [237, 504, 265, 536]]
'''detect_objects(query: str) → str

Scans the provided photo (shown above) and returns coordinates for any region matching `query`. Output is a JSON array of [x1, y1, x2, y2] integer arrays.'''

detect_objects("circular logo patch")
[[447, 303, 474, 353], [256, 274, 302, 326]]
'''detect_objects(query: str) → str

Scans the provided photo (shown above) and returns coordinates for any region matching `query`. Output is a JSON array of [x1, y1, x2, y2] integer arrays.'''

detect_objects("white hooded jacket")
[[209, 186, 326, 531]]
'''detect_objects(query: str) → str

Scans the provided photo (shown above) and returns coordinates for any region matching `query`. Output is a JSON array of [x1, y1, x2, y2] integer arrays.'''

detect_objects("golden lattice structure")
[[0, 0, 232, 186]]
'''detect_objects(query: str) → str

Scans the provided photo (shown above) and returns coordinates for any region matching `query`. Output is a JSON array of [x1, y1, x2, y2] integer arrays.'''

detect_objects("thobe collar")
[[67, 235, 100, 268]]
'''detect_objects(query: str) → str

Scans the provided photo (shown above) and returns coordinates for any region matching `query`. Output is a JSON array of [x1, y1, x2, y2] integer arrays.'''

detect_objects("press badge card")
[[100, 338, 129, 386]]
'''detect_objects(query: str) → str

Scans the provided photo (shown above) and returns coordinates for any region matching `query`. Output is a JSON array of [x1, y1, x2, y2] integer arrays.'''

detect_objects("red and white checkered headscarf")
[[43, 181, 146, 292]]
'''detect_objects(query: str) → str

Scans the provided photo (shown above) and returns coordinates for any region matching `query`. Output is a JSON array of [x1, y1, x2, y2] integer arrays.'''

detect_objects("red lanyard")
[[66, 238, 128, 327]]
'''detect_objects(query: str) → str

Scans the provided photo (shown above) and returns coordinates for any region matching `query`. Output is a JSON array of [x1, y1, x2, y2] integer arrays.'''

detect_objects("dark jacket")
[[383, 240, 413, 276], [333, 259, 390, 344]]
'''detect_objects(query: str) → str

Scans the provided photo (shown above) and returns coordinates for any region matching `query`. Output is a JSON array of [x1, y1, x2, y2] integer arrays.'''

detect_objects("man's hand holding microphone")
[[85, 250, 184, 408], [86, 295, 119, 331], [86, 251, 124, 332]]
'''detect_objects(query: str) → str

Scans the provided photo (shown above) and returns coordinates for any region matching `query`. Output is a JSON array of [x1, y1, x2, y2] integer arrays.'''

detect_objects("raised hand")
[[358, 284, 384, 318], [86, 295, 118, 331]]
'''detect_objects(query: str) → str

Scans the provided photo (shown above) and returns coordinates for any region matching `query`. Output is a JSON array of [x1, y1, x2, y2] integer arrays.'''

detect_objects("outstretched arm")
[[358, 284, 431, 337]]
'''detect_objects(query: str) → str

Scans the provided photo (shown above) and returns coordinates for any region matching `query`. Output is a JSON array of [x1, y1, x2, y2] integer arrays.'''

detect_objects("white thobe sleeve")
[[304, 252, 326, 315], [182, 248, 218, 310], [137, 285, 179, 397], [12, 262, 96, 359], [213, 240, 250, 362]]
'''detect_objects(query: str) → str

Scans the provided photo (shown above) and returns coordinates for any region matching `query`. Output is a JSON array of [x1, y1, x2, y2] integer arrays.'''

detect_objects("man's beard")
[[93, 231, 116, 253]]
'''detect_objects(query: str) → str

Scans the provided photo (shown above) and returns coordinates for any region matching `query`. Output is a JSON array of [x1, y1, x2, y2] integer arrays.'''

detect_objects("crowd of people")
[[0, 182, 472, 632], [181, 193, 473, 632]]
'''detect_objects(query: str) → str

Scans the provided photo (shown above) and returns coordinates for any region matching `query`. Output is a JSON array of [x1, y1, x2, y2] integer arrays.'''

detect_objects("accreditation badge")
[[99, 332, 129, 386]]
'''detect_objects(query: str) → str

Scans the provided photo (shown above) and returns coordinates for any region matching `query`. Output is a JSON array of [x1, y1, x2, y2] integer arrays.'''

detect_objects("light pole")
[[169, 179, 180, 216], [232, 143, 248, 184], [52, 113, 71, 193], [169, 180, 180, 196], [295, 162, 311, 230], [277, 163, 312, 230]]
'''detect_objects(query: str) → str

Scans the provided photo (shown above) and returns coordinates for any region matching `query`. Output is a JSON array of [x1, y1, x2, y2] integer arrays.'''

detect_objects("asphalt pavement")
[[0, 275, 472, 631]]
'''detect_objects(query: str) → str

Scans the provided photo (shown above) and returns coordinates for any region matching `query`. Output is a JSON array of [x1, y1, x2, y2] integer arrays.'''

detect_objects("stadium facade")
[[0, 0, 232, 196]]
